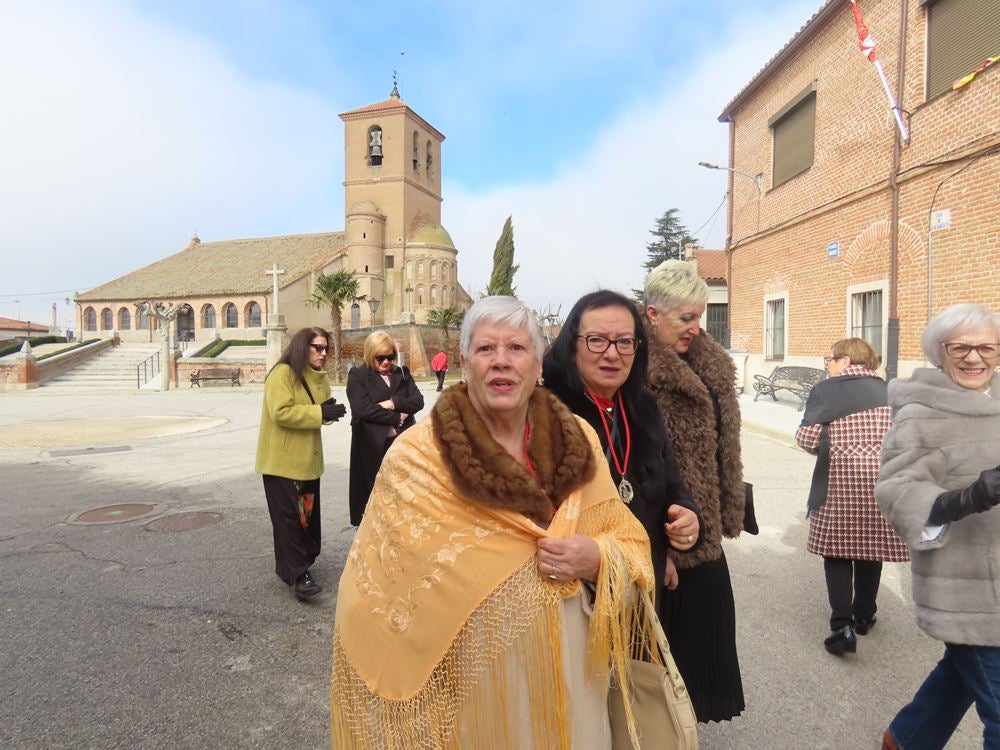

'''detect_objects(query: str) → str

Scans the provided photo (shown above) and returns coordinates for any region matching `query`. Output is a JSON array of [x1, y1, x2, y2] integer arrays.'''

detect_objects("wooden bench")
[[190, 367, 242, 387], [752, 366, 825, 410]]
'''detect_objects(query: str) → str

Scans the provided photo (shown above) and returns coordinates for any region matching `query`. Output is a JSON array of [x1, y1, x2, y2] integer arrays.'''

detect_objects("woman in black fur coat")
[[543, 289, 702, 603]]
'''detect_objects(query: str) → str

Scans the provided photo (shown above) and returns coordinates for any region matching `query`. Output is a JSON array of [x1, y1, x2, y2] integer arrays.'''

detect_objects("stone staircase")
[[44, 344, 163, 390]]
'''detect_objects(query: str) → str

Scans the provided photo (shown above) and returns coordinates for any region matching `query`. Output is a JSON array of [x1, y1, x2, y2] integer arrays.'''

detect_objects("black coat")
[[544, 374, 700, 595], [346, 364, 424, 526]]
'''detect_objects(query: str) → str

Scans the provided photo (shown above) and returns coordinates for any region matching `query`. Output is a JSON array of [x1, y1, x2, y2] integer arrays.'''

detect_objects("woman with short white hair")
[[877, 302, 1000, 749]]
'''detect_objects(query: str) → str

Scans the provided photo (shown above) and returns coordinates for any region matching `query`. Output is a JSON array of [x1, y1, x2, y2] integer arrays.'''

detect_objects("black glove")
[[321, 398, 347, 422], [928, 467, 1000, 525]]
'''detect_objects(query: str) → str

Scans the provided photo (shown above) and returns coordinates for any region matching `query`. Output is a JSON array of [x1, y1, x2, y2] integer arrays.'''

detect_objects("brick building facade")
[[717, 0, 998, 385]]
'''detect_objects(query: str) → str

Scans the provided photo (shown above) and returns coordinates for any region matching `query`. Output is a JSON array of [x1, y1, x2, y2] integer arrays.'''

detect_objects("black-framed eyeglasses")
[[375, 353, 397, 363], [823, 355, 844, 365], [942, 342, 1000, 360], [577, 335, 639, 355], [309, 344, 329, 354]]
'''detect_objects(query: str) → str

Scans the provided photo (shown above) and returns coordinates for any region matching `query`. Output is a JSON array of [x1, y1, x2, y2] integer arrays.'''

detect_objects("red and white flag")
[[849, 0, 877, 62]]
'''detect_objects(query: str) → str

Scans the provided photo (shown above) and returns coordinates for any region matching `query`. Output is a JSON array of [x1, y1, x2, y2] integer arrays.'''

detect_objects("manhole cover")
[[145, 512, 224, 532], [71, 503, 158, 524]]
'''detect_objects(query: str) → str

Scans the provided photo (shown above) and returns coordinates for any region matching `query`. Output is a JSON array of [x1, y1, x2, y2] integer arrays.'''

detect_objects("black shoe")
[[293, 570, 323, 600], [854, 616, 877, 635], [824, 625, 857, 655]]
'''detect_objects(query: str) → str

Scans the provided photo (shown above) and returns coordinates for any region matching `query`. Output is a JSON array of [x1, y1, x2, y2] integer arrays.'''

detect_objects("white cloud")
[[444, 1, 818, 315]]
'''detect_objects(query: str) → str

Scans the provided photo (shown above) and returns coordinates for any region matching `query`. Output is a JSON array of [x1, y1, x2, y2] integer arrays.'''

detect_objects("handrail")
[[136, 350, 161, 389]]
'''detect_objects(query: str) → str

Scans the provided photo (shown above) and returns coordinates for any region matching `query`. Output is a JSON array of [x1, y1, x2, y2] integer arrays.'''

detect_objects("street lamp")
[[698, 162, 764, 193], [367, 298, 379, 329]]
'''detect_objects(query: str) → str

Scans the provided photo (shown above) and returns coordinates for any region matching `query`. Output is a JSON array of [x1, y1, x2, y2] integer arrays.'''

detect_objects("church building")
[[75, 88, 471, 343]]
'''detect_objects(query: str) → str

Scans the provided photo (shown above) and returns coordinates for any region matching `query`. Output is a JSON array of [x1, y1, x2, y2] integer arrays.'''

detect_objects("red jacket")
[[431, 352, 448, 371]]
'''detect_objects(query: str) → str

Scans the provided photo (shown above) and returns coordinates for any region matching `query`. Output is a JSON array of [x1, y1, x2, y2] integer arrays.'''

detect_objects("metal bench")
[[752, 366, 825, 410], [190, 367, 242, 387]]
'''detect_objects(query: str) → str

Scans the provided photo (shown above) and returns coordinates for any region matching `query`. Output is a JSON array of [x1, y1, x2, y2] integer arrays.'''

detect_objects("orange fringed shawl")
[[331, 387, 653, 749]]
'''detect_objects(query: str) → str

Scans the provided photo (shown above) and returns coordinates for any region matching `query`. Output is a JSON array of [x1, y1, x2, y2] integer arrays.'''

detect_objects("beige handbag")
[[608, 590, 699, 750]]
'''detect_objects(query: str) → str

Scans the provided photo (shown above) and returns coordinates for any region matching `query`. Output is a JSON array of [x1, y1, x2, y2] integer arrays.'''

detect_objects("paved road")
[[0, 386, 980, 749]]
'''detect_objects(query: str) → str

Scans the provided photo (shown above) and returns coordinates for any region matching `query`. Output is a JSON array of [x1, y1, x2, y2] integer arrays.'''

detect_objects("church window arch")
[[430, 261, 438, 280], [245, 301, 262, 328], [442, 287, 449, 306], [201, 304, 216, 329], [430, 286, 438, 304], [426, 140, 433, 178], [100, 308, 113, 330], [351, 302, 361, 329], [223, 303, 238, 328], [417, 261, 424, 278], [412, 131, 420, 172], [118, 308, 131, 330], [137, 308, 150, 330], [84, 307, 96, 331], [367, 126, 383, 167], [416, 285, 425, 306]]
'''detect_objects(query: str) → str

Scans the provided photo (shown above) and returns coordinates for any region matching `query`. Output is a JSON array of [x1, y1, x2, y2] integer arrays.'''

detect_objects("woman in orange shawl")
[[331, 296, 655, 749]]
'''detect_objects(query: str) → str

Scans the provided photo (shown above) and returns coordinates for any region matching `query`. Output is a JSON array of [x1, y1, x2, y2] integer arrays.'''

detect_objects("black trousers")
[[823, 556, 882, 630], [263, 475, 321, 585], [435, 370, 446, 391]]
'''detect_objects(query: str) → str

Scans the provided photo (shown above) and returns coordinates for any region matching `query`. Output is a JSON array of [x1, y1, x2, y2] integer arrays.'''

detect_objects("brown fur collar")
[[430, 385, 595, 526], [645, 328, 745, 567]]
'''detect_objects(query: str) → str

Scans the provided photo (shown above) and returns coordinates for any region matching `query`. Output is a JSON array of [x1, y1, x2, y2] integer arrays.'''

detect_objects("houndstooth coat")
[[796, 365, 909, 562]]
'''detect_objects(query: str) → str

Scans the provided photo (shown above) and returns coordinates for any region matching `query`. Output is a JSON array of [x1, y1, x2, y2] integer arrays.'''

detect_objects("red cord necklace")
[[585, 387, 634, 503]]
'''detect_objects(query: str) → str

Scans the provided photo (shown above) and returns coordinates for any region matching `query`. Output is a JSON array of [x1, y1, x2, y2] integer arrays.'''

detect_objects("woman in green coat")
[[256, 326, 346, 600]]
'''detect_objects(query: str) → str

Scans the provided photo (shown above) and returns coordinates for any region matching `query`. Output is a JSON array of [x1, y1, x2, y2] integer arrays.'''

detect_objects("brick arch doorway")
[[176, 304, 195, 342]]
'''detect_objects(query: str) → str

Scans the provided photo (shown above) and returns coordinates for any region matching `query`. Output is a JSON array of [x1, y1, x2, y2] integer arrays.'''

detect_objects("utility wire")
[[692, 191, 728, 245]]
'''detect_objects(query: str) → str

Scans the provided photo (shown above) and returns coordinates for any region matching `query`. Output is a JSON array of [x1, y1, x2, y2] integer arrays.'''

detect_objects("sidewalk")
[[738, 391, 804, 445]]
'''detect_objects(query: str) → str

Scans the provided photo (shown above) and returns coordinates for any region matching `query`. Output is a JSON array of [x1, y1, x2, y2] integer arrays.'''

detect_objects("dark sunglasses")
[[375, 353, 397, 363], [309, 344, 329, 354]]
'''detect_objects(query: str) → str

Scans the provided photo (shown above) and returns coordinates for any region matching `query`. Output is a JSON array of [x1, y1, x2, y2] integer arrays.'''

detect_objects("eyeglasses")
[[577, 335, 639, 355], [823, 355, 844, 365], [309, 344, 329, 354], [375, 353, 397, 363], [941, 342, 1000, 360]]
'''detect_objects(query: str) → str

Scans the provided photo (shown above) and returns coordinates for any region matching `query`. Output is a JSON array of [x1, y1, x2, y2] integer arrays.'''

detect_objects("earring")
[[535, 376, 545, 387]]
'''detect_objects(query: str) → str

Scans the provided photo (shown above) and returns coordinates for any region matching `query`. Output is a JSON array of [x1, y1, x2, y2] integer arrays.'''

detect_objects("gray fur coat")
[[876, 368, 1000, 646], [646, 329, 745, 568]]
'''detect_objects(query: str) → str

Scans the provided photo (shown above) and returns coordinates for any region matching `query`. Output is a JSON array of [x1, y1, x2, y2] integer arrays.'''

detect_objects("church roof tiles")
[[76, 232, 345, 302]]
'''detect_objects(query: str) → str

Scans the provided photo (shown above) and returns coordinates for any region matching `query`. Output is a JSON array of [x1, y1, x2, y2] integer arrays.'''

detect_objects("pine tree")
[[642, 209, 697, 271], [485, 215, 519, 297]]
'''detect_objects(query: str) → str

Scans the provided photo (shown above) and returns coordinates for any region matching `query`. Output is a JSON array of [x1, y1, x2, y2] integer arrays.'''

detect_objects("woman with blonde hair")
[[346, 330, 424, 526], [796, 337, 908, 656], [643, 259, 746, 722]]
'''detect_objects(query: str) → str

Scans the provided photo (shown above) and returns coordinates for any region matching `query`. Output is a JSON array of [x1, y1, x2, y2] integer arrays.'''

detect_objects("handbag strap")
[[640, 589, 690, 698]]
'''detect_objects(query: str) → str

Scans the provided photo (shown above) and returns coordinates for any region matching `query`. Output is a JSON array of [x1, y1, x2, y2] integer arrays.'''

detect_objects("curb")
[[741, 419, 797, 447]]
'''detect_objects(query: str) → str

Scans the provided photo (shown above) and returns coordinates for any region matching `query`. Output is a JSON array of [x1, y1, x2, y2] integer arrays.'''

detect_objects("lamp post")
[[367, 298, 379, 330], [697, 162, 763, 193]]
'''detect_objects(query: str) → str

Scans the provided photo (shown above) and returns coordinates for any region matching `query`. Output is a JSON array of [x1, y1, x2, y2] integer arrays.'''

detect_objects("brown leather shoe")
[[882, 729, 898, 750]]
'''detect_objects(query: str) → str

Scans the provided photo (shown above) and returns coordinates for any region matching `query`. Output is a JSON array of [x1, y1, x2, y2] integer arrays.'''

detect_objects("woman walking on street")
[[796, 338, 908, 656], [256, 326, 346, 600]]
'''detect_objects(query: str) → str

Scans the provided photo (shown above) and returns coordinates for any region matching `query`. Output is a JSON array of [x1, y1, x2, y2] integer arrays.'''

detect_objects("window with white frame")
[[764, 295, 786, 360], [846, 281, 887, 359]]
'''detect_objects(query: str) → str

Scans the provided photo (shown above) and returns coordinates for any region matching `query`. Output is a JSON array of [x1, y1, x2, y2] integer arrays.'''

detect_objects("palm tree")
[[426, 306, 464, 349], [311, 269, 359, 381]]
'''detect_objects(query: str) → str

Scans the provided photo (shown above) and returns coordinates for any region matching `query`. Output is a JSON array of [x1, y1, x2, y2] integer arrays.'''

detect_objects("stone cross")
[[265, 264, 286, 314]]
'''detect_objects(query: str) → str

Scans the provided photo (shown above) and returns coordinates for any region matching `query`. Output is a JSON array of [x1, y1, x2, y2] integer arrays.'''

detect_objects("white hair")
[[643, 259, 709, 311], [459, 296, 545, 359], [921, 303, 1000, 366]]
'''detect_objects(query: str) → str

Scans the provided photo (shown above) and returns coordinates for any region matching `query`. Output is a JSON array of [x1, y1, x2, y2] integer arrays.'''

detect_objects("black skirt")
[[658, 550, 745, 722], [262, 475, 321, 585]]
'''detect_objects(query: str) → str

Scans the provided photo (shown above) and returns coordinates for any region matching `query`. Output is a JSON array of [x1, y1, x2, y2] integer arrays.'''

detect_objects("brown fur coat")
[[430, 385, 596, 526], [646, 329, 745, 567]]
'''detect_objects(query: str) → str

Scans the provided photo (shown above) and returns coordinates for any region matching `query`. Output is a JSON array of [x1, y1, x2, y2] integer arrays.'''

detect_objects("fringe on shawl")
[[331, 497, 652, 750]]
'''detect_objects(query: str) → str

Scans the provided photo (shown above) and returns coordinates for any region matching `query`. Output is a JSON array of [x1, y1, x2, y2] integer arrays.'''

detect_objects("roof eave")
[[718, 0, 839, 122]]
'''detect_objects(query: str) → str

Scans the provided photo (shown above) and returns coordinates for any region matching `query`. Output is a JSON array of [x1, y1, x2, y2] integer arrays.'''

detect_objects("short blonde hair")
[[831, 338, 880, 370], [643, 260, 709, 312], [363, 331, 397, 369]]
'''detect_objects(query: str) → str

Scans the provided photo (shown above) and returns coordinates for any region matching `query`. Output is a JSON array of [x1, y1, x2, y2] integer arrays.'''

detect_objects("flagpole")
[[873, 58, 910, 143]]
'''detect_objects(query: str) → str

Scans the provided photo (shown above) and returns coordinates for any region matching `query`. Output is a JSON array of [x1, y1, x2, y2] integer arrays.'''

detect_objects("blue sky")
[[1, 0, 824, 327]]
